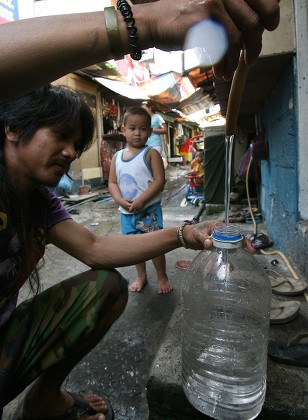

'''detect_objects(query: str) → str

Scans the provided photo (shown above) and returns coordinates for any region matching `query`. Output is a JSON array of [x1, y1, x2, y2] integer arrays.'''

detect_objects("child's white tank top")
[[115, 146, 162, 214]]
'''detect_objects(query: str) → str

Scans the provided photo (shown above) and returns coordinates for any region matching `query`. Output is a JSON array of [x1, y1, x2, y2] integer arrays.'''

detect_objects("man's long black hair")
[[0, 85, 95, 293]]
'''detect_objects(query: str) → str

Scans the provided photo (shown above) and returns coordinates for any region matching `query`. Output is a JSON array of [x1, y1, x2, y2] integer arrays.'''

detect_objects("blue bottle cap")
[[212, 231, 243, 242], [211, 224, 243, 247]]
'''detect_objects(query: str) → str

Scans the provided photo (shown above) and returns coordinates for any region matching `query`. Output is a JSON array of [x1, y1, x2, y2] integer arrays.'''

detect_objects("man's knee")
[[96, 269, 128, 313], [104, 269, 128, 295]]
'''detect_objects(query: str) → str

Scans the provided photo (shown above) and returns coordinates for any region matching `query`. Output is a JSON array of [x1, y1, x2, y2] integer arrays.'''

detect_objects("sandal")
[[228, 210, 246, 223], [270, 276, 307, 296], [242, 207, 259, 215], [270, 300, 300, 324], [245, 233, 274, 249], [175, 259, 192, 270], [13, 391, 114, 420], [268, 332, 308, 367], [245, 213, 263, 224]]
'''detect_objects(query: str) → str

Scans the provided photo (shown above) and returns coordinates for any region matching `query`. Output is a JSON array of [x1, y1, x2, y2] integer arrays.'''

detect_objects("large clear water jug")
[[181, 223, 271, 419]]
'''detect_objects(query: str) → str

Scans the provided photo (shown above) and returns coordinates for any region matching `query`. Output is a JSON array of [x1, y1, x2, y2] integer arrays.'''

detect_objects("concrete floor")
[[3, 165, 214, 419]]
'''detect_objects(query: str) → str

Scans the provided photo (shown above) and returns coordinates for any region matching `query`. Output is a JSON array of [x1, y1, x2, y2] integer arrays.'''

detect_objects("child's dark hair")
[[0, 84, 95, 295], [123, 106, 151, 126]]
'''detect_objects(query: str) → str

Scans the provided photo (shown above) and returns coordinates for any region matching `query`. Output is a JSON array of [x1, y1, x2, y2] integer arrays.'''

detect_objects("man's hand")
[[181, 220, 221, 250], [182, 220, 258, 252], [143, 0, 280, 80]]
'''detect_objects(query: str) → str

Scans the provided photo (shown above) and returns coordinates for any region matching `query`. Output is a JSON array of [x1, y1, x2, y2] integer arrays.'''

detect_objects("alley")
[[4, 165, 308, 420]]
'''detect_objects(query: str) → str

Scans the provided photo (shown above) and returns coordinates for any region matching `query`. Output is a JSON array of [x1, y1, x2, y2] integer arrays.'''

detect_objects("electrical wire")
[[245, 154, 308, 302], [245, 155, 257, 234]]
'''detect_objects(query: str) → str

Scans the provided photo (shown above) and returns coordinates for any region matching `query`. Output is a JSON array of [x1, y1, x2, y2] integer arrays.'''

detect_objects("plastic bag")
[[58, 174, 73, 191]]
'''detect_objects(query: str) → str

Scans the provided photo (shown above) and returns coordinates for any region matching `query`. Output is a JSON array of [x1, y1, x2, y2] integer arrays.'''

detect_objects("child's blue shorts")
[[120, 202, 163, 235]]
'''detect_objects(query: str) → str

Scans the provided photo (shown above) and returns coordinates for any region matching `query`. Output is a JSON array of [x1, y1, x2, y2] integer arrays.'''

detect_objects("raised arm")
[[0, 0, 280, 99]]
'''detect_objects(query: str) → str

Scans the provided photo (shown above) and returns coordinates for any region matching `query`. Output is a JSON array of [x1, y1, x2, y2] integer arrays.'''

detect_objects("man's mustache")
[[51, 158, 71, 173]]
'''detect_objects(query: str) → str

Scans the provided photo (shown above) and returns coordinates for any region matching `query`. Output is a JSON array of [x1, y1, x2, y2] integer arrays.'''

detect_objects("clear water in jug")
[[182, 223, 271, 419]]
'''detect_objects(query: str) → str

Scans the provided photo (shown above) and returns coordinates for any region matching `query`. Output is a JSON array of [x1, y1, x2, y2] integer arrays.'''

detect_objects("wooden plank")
[[61, 192, 100, 203]]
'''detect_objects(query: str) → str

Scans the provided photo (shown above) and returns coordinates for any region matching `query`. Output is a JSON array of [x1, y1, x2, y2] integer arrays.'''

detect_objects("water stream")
[[222, 134, 235, 265], [224, 134, 234, 225]]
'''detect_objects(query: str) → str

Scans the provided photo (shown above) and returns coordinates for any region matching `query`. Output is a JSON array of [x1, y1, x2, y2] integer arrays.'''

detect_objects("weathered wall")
[[260, 59, 308, 276], [261, 0, 294, 56]]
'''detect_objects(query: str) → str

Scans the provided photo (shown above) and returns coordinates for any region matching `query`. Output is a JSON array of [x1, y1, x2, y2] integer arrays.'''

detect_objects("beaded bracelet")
[[116, 0, 142, 61]]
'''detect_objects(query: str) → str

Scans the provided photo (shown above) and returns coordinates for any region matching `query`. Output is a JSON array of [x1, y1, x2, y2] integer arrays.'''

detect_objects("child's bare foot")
[[157, 277, 173, 294], [129, 277, 148, 292]]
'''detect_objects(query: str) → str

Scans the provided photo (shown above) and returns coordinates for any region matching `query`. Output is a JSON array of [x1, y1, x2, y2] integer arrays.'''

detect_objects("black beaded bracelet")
[[116, 0, 142, 61]]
